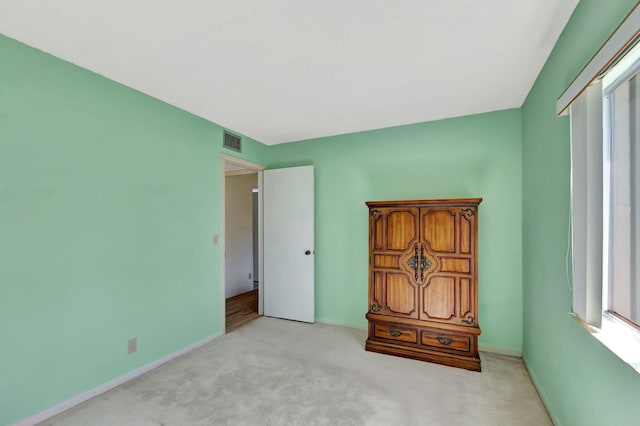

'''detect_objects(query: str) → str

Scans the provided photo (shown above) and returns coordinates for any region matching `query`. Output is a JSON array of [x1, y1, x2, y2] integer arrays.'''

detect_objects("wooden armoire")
[[365, 198, 482, 371]]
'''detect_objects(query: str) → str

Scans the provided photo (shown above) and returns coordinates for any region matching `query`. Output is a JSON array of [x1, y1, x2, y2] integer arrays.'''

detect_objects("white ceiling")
[[0, 1, 578, 145]]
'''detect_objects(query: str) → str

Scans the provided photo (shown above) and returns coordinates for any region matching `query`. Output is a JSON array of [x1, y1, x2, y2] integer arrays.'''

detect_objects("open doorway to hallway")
[[224, 162, 260, 332]]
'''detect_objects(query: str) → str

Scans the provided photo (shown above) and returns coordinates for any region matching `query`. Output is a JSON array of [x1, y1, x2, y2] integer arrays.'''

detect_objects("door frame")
[[221, 154, 266, 332]]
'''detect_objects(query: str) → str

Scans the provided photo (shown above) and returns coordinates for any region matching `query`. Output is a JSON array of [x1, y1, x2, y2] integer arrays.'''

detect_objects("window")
[[603, 47, 640, 329], [559, 4, 640, 372]]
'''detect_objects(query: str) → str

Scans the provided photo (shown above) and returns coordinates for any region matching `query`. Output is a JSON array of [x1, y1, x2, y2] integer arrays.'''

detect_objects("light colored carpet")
[[41, 317, 551, 426]]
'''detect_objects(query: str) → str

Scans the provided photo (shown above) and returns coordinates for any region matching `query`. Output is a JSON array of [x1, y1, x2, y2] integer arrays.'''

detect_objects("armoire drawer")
[[372, 323, 418, 344], [421, 330, 471, 353]]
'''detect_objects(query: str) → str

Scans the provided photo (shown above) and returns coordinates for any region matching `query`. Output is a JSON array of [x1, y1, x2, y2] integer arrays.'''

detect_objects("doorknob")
[[305, 250, 312, 255]]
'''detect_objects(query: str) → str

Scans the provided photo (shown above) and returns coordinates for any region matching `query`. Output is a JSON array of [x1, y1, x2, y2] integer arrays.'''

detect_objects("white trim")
[[221, 154, 266, 326], [556, 3, 640, 115], [570, 312, 640, 375], [13, 332, 223, 426], [522, 355, 563, 426], [314, 319, 525, 358], [602, 41, 640, 92], [315, 318, 367, 330], [311, 319, 525, 358], [598, 313, 640, 374], [221, 154, 266, 172], [257, 171, 264, 316], [478, 343, 522, 358], [225, 168, 259, 177]]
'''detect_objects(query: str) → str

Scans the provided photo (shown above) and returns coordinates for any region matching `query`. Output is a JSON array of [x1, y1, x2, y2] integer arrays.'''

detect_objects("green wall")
[[14, 1, 635, 420], [521, 1, 640, 425], [0, 35, 267, 425], [266, 109, 523, 352]]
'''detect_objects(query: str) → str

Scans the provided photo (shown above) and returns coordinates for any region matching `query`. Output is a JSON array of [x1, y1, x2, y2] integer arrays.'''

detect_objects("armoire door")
[[419, 207, 477, 326], [369, 207, 420, 319]]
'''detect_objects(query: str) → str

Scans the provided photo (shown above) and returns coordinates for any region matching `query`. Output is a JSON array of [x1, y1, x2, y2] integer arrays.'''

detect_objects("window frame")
[[561, 2, 640, 374], [567, 38, 640, 375], [603, 57, 640, 330]]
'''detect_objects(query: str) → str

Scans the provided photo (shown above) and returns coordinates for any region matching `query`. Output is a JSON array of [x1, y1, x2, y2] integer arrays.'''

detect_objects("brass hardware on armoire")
[[365, 198, 482, 372], [409, 244, 433, 282], [437, 337, 454, 345], [407, 244, 419, 281], [419, 244, 431, 280], [461, 208, 475, 217], [461, 316, 475, 325]]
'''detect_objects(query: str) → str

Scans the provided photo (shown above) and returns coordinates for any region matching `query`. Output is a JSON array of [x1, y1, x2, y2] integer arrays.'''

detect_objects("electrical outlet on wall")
[[249, 273, 252, 280], [127, 338, 137, 355]]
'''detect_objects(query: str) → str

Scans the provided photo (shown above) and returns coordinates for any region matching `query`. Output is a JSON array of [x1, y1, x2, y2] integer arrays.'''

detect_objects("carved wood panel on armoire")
[[365, 198, 482, 371]]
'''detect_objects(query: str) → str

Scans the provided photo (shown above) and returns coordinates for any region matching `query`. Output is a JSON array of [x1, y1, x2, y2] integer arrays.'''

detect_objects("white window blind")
[[606, 71, 640, 326], [570, 81, 603, 327], [562, 5, 640, 373]]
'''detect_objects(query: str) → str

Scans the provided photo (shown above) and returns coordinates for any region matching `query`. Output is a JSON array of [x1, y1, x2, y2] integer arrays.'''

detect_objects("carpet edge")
[[13, 331, 224, 426]]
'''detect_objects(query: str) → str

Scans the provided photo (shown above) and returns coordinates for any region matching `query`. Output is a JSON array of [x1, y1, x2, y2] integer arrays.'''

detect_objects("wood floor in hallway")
[[225, 289, 259, 333]]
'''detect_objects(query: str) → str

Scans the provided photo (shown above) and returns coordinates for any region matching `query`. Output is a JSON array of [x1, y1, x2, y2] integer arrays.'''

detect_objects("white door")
[[263, 165, 315, 323]]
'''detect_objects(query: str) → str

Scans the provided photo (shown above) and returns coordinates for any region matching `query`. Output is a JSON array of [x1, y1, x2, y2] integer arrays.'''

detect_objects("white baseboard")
[[479, 343, 522, 357], [315, 321, 523, 357], [315, 317, 367, 330], [522, 355, 562, 426], [13, 332, 223, 426]]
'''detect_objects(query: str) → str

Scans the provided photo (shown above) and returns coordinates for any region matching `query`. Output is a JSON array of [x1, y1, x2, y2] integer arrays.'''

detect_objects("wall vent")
[[223, 131, 242, 152]]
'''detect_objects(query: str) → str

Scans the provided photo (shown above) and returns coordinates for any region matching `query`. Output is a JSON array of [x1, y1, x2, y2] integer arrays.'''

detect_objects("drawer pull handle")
[[437, 337, 453, 345], [388, 329, 402, 337]]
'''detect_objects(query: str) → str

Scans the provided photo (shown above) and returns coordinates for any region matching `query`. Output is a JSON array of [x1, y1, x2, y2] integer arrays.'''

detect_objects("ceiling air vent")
[[223, 131, 242, 153]]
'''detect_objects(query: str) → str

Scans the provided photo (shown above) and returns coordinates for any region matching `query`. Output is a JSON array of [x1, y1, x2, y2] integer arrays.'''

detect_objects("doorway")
[[221, 156, 315, 331], [221, 155, 265, 333]]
